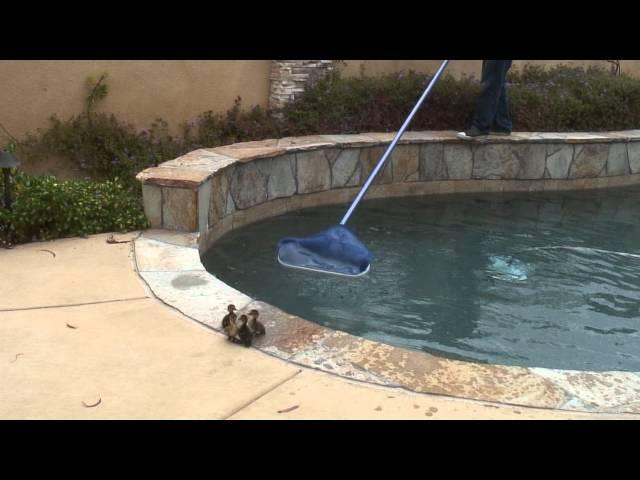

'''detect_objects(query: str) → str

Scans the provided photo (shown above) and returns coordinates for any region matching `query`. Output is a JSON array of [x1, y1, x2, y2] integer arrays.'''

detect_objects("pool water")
[[202, 187, 640, 371]]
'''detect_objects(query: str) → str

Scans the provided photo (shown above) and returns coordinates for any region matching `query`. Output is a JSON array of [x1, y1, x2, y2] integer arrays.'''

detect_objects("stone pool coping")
[[134, 131, 640, 414], [135, 229, 640, 415], [136, 130, 640, 251]]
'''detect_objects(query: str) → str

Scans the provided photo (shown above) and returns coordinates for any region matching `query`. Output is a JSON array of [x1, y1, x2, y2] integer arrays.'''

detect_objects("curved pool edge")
[[133, 229, 640, 415]]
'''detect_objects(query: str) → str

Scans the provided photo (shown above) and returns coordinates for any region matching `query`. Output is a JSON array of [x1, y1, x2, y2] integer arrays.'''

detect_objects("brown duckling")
[[247, 309, 266, 336], [221, 304, 238, 341], [236, 314, 253, 347]]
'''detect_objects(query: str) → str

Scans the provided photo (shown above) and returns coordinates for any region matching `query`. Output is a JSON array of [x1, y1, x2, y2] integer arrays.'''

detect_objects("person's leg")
[[458, 60, 511, 139], [472, 60, 510, 132], [491, 60, 513, 134]]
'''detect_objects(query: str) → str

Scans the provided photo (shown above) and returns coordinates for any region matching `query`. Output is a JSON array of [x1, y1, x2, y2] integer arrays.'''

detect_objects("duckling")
[[235, 314, 253, 348], [221, 304, 238, 341], [247, 309, 266, 336]]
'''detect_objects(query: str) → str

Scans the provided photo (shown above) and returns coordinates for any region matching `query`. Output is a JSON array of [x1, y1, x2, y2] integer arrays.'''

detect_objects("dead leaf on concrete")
[[106, 235, 130, 244], [9, 353, 23, 363], [277, 405, 299, 414], [66, 323, 78, 329], [82, 397, 102, 408]]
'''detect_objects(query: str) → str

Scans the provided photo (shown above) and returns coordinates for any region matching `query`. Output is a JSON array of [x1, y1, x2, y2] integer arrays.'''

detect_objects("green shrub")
[[19, 113, 193, 195], [0, 170, 149, 245], [506, 64, 640, 130], [280, 64, 640, 133], [190, 97, 283, 147]]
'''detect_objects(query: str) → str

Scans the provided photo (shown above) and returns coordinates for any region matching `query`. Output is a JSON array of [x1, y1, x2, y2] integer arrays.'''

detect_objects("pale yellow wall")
[[0, 60, 272, 142]]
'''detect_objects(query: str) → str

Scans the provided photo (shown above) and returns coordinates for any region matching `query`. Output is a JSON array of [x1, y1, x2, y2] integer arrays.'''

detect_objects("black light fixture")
[[0, 150, 20, 210]]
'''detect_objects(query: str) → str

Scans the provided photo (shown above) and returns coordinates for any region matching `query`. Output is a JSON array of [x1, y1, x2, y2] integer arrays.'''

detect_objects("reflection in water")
[[202, 187, 640, 371], [486, 255, 529, 281]]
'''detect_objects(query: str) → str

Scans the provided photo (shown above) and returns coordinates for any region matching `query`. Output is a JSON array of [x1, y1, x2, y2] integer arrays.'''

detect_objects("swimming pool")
[[202, 186, 640, 372]]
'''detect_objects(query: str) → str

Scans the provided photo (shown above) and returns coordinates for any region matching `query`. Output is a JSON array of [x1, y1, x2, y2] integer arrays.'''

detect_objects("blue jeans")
[[472, 60, 513, 133]]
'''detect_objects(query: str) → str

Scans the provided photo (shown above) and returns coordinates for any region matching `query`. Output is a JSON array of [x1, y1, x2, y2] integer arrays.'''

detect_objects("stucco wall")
[[0, 60, 272, 142]]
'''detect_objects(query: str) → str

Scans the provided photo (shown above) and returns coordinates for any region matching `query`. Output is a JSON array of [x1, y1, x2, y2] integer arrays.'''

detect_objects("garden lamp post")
[[0, 151, 20, 210]]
